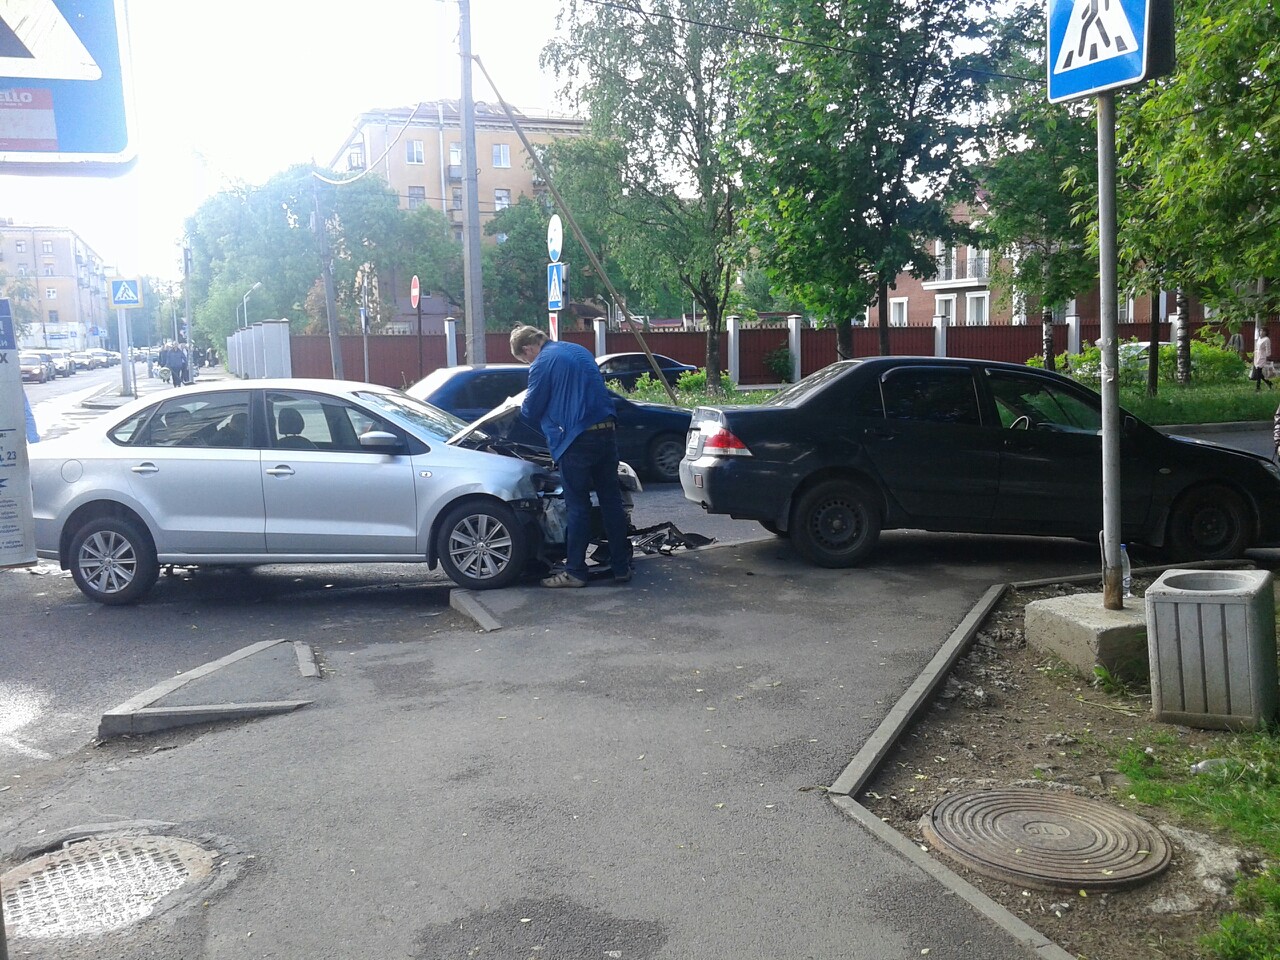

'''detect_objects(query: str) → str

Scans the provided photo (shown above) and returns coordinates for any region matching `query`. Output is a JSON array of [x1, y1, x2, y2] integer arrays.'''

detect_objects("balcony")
[[923, 253, 990, 290]]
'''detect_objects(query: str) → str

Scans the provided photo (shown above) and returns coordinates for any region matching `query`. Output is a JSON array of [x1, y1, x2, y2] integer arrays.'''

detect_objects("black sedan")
[[406, 364, 692, 482], [681, 356, 1280, 565], [597, 352, 698, 389]]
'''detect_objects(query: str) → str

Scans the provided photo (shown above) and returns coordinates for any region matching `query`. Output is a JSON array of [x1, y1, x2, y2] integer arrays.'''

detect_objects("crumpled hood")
[[448, 391, 534, 446]]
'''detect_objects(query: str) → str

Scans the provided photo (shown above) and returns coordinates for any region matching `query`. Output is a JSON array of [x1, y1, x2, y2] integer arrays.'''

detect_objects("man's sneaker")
[[541, 570, 586, 588], [611, 568, 633, 584]]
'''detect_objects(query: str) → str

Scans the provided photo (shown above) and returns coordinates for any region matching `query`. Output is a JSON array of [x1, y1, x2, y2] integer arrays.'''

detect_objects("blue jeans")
[[558, 429, 632, 581]]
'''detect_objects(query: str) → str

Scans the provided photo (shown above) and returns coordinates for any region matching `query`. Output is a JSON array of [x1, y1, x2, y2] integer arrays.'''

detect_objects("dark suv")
[[681, 356, 1280, 566], [406, 364, 692, 482]]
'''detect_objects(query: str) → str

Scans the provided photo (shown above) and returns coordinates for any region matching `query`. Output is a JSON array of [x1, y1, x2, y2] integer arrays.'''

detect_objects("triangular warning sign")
[[0, 0, 101, 80], [548, 270, 561, 304], [113, 281, 138, 303], [1054, 0, 1139, 73]]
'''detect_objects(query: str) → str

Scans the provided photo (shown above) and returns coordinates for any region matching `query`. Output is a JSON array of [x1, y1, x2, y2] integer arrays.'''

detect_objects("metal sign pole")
[[1097, 92, 1123, 609]]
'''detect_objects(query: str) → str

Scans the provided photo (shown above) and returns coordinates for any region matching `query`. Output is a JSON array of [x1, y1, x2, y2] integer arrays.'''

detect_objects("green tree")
[[732, 0, 1001, 358], [484, 196, 558, 329], [0, 270, 39, 335], [543, 0, 754, 386], [1117, 0, 1280, 325], [973, 2, 1098, 370]]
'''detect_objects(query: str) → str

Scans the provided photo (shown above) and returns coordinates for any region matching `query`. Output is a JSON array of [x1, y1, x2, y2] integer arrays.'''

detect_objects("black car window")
[[459, 371, 527, 410], [986, 370, 1101, 434], [881, 368, 981, 425], [123, 392, 253, 448], [850, 380, 886, 418], [268, 390, 397, 453]]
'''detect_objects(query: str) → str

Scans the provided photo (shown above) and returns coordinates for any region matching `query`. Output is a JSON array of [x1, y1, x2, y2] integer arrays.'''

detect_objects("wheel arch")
[[1160, 479, 1259, 555], [783, 467, 886, 533], [59, 500, 155, 569]]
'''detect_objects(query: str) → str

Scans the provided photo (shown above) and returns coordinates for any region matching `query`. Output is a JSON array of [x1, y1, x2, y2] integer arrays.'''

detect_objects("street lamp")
[[241, 281, 263, 328]]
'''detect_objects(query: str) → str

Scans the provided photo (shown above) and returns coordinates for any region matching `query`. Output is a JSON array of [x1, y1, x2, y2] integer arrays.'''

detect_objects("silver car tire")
[[436, 500, 530, 591], [69, 516, 160, 605]]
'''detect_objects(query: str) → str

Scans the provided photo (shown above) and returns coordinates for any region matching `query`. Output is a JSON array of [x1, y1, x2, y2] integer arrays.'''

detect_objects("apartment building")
[[329, 99, 584, 241], [0, 221, 111, 349]]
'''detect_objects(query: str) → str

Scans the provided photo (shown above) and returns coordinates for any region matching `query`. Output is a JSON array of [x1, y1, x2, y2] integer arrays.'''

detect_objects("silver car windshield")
[[353, 389, 479, 442]]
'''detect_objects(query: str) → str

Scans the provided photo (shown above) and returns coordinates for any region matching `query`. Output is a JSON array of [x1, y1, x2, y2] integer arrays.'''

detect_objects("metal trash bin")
[[1145, 569, 1277, 730]]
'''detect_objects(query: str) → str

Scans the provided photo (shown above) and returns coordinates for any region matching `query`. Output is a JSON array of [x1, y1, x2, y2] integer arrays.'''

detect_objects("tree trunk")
[[1175, 288, 1191, 384], [704, 305, 723, 395], [836, 318, 853, 361], [1146, 292, 1160, 397], [1041, 308, 1055, 372], [877, 282, 890, 356]]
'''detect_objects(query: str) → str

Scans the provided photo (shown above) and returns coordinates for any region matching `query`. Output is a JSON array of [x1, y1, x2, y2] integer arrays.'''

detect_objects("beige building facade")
[[0, 221, 111, 349], [329, 100, 584, 243]]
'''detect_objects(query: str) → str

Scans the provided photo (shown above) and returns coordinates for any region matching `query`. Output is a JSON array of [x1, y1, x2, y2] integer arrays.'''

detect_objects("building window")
[[935, 295, 956, 326], [965, 246, 989, 280], [965, 292, 990, 326], [492, 143, 511, 168], [16, 239, 25, 252], [890, 297, 908, 327], [44, 266, 54, 276], [406, 140, 424, 164], [452, 227, 463, 243], [934, 240, 956, 281], [45, 287, 57, 299], [347, 147, 365, 171], [47, 310, 59, 323], [42, 240, 53, 253], [494, 188, 511, 211], [407, 186, 426, 210], [17, 265, 26, 276], [451, 187, 463, 210]]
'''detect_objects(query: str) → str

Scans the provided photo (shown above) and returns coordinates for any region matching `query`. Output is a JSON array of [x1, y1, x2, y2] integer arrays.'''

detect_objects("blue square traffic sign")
[[1048, 0, 1155, 103], [109, 278, 141, 309], [0, 0, 136, 167], [547, 262, 566, 311]]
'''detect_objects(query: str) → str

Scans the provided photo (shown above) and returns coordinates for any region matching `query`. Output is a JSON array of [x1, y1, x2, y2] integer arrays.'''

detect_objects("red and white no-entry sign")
[[410, 275, 420, 309]]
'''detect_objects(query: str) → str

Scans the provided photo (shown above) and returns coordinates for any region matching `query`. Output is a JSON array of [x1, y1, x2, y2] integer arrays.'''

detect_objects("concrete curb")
[[98, 638, 317, 739], [449, 589, 504, 632]]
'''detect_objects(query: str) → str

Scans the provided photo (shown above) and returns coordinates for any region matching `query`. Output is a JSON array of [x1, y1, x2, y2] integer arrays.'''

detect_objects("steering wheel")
[[1009, 415, 1031, 431]]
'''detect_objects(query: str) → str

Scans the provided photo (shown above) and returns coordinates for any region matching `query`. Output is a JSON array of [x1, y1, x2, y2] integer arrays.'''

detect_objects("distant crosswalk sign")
[[1047, 0, 1174, 103], [109, 278, 141, 308], [547, 262, 566, 311]]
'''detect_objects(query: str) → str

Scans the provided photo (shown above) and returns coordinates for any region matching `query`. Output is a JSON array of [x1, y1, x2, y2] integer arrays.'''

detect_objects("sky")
[[0, 0, 570, 279]]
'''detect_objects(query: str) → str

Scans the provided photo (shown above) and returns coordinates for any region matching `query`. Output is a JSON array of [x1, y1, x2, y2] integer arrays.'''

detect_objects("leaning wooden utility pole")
[[471, 56, 679, 404]]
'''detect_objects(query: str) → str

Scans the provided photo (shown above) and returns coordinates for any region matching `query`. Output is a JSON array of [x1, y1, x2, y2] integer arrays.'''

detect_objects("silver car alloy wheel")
[[77, 528, 139, 595], [446, 512, 516, 581]]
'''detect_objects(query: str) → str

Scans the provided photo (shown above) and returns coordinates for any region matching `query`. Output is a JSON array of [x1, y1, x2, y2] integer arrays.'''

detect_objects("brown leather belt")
[[584, 420, 616, 431]]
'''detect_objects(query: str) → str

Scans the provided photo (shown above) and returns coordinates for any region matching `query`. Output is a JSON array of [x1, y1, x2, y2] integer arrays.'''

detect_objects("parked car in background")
[[50, 350, 77, 377], [71, 351, 98, 370], [20, 351, 51, 383], [405, 364, 692, 482], [597, 352, 698, 390], [30, 350, 61, 379], [28, 379, 628, 604], [89, 349, 118, 367], [681, 356, 1280, 566]]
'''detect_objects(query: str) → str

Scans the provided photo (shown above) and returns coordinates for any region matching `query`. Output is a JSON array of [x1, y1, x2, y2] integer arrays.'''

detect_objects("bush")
[[763, 344, 795, 383], [675, 367, 734, 394], [1032, 339, 1247, 387]]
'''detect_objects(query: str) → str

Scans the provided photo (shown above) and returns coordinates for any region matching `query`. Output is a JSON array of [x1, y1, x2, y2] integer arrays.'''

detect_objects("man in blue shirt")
[[511, 325, 632, 587]]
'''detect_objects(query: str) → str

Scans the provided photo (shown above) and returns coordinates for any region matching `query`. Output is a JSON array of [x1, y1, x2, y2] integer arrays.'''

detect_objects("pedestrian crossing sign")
[[109, 278, 141, 308], [1047, 0, 1174, 104], [547, 262, 566, 311]]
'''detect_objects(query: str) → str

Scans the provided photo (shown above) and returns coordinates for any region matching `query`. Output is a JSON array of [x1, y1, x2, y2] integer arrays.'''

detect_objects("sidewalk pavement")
[[80, 362, 233, 411], [48, 535, 1101, 960]]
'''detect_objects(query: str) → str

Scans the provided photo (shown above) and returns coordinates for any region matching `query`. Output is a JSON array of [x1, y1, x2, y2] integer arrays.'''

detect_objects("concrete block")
[[1025, 593, 1147, 678]]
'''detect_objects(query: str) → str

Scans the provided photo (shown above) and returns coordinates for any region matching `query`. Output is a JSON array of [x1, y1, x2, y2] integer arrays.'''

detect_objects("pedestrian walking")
[[510, 324, 632, 587], [161, 341, 183, 388], [1253, 328, 1273, 391]]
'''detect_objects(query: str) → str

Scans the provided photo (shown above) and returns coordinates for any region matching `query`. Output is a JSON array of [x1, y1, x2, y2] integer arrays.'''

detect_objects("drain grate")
[[1, 835, 216, 938], [921, 788, 1172, 891]]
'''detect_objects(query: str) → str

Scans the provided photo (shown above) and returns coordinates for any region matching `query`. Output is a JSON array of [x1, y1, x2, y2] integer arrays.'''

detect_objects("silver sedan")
[[30, 379, 567, 604]]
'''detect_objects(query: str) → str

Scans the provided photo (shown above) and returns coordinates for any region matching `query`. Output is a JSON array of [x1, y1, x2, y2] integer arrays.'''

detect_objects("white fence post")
[[1067, 314, 1082, 355], [933, 315, 947, 358], [594, 317, 608, 357], [444, 317, 458, 367], [727, 314, 741, 387], [787, 314, 802, 383]]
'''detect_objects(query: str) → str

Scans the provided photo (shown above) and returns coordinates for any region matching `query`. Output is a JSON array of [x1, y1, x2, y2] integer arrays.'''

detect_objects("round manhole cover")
[[1, 835, 216, 938], [921, 788, 1172, 891]]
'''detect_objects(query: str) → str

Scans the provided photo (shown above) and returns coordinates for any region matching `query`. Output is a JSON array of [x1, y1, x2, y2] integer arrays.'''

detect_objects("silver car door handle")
[[131, 462, 160, 474], [265, 466, 296, 477]]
